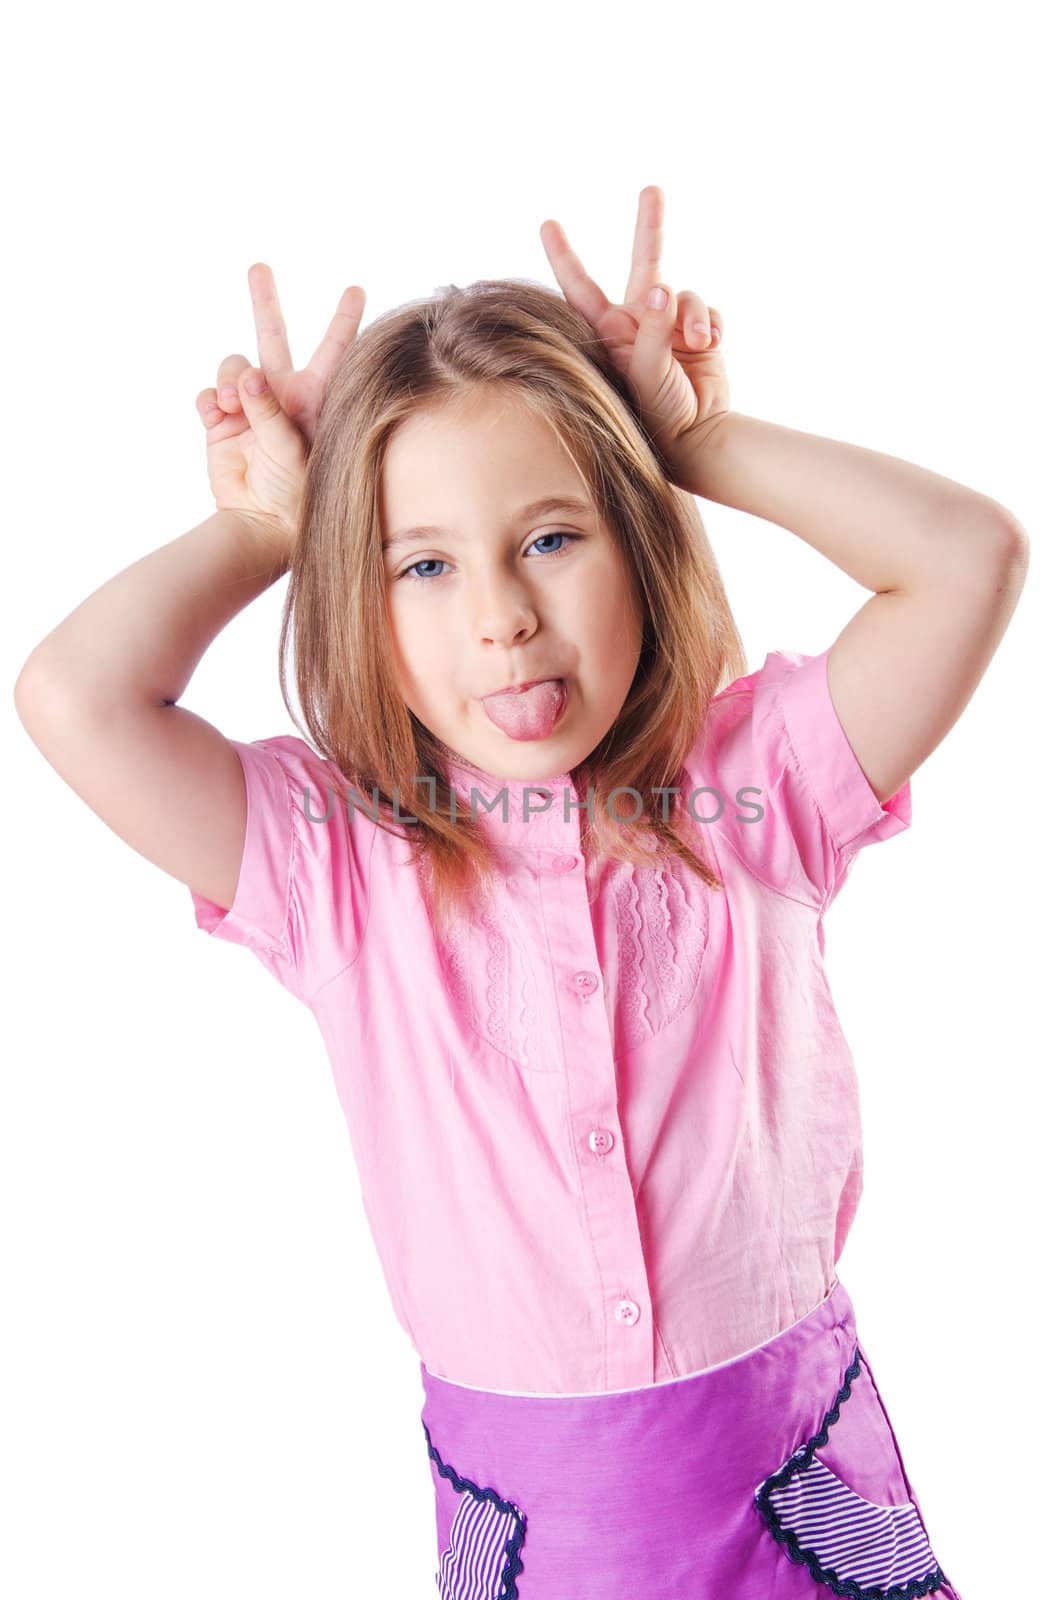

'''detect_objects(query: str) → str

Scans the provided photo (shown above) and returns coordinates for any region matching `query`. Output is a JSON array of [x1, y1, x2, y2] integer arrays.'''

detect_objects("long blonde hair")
[[277, 277, 747, 935]]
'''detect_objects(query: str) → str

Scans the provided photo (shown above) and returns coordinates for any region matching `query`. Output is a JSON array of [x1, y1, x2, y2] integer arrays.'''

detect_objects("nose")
[[472, 572, 539, 647]]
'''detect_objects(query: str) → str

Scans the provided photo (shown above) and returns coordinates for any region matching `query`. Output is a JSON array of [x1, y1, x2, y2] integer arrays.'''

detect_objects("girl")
[[15, 186, 1027, 1598]]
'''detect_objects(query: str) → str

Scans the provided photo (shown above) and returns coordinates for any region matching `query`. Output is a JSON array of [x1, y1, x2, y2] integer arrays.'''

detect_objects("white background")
[[3, 3, 1054, 1595]]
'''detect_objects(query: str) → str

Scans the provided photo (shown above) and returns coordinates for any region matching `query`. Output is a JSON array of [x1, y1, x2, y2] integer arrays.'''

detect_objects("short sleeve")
[[189, 735, 375, 1003], [695, 646, 912, 911]]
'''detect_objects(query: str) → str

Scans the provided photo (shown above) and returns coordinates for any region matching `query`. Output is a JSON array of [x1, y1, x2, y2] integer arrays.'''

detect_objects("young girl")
[[15, 186, 1027, 1599]]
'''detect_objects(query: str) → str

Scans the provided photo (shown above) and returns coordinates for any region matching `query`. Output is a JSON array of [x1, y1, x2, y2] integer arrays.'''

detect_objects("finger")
[[215, 353, 252, 411], [303, 284, 367, 391], [237, 366, 305, 469], [675, 292, 721, 350], [623, 185, 665, 309], [628, 281, 678, 411], [197, 387, 222, 427], [247, 263, 294, 381], [539, 218, 612, 331], [197, 386, 251, 440]]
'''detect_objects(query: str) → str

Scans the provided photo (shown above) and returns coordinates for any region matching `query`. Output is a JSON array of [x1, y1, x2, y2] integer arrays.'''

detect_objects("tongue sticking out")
[[481, 679, 567, 740]]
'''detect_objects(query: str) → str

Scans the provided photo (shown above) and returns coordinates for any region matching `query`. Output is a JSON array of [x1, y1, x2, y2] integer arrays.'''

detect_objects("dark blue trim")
[[755, 1345, 953, 1599], [423, 1421, 526, 1599]]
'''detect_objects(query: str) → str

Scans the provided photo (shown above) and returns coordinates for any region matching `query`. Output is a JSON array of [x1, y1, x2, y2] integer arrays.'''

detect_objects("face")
[[380, 389, 645, 783]]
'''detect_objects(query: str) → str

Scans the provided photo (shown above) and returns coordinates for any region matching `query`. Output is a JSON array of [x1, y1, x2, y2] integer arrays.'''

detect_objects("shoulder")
[[686, 647, 911, 912], [240, 732, 345, 796], [704, 647, 814, 722], [194, 731, 380, 1003], [237, 734, 380, 833], [692, 648, 815, 783]]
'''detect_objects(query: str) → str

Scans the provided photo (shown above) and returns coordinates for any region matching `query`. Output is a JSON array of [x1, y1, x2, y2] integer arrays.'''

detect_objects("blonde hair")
[[277, 277, 747, 937]]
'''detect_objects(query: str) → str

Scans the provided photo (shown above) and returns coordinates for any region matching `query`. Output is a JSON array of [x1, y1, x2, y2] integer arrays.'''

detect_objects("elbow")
[[972, 509, 1030, 619], [988, 511, 1030, 594], [13, 648, 73, 731], [13, 652, 46, 722], [1001, 516, 1030, 573], [958, 501, 1030, 597], [974, 500, 1030, 567]]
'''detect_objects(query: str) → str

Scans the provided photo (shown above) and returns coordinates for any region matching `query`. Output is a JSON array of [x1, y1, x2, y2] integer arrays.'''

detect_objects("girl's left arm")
[[540, 187, 1030, 810], [679, 412, 1030, 807]]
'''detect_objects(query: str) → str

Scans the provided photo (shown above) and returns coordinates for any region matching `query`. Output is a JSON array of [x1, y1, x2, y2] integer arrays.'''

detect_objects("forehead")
[[380, 393, 593, 531]]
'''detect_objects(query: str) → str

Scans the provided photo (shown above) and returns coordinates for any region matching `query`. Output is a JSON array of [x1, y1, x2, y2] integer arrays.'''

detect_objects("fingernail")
[[245, 371, 266, 395], [693, 321, 711, 342], [648, 285, 668, 310], [220, 384, 238, 404]]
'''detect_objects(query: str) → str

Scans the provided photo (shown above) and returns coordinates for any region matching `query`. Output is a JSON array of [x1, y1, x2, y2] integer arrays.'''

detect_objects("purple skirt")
[[418, 1277, 962, 1600]]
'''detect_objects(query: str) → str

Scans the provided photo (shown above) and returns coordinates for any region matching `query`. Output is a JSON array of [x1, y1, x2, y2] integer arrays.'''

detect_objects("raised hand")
[[195, 265, 366, 557], [540, 186, 729, 495]]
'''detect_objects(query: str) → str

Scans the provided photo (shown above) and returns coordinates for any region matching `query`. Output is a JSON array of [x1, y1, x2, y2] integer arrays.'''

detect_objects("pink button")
[[615, 1299, 641, 1326], [573, 971, 598, 995], [552, 855, 579, 873], [588, 1129, 614, 1154]]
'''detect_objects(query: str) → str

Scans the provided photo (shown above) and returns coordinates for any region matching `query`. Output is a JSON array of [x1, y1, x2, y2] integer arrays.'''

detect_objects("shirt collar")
[[439, 747, 586, 851]]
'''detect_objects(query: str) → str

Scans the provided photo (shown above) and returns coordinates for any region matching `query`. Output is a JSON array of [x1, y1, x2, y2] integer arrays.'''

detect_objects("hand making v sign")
[[540, 185, 729, 497]]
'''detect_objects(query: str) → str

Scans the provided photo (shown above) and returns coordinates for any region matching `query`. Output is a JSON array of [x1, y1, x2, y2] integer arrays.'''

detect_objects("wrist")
[[669, 410, 734, 499], [225, 509, 295, 576]]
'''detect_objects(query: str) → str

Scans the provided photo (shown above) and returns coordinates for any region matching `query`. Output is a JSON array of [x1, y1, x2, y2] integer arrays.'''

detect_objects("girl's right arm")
[[13, 265, 366, 913], [14, 510, 292, 913]]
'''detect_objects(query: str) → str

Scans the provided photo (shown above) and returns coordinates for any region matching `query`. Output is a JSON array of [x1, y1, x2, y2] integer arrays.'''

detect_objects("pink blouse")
[[190, 646, 912, 1395]]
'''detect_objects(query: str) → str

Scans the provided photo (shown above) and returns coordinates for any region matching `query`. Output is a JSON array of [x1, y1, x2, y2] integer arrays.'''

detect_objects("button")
[[588, 1129, 614, 1154], [615, 1299, 641, 1326], [572, 971, 598, 995], [552, 854, 579, 873]]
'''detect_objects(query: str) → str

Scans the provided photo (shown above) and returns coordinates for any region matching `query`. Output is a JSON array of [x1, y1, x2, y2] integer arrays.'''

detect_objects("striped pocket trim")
[[755, 1346, 952, 1599], [425, 1422, 526, 1600]]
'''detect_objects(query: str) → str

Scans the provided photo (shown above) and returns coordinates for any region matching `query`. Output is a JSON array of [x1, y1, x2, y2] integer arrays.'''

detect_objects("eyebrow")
[[382, 496, 595, 553]]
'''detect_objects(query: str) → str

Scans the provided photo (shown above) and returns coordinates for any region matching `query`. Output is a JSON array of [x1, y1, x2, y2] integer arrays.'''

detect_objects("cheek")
[[391, 611, 453, 694], [585, 602, 642, 687], [601, 571, 644, 656], [386, 602, 428, 691]]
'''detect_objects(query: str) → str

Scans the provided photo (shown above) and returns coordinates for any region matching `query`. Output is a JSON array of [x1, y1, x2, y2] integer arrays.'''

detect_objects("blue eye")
[[397, 531, 581, 584]]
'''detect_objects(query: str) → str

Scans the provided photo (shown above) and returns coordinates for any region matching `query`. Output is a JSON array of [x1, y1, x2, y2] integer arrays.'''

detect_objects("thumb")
[[239, 367, 306, 468]]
